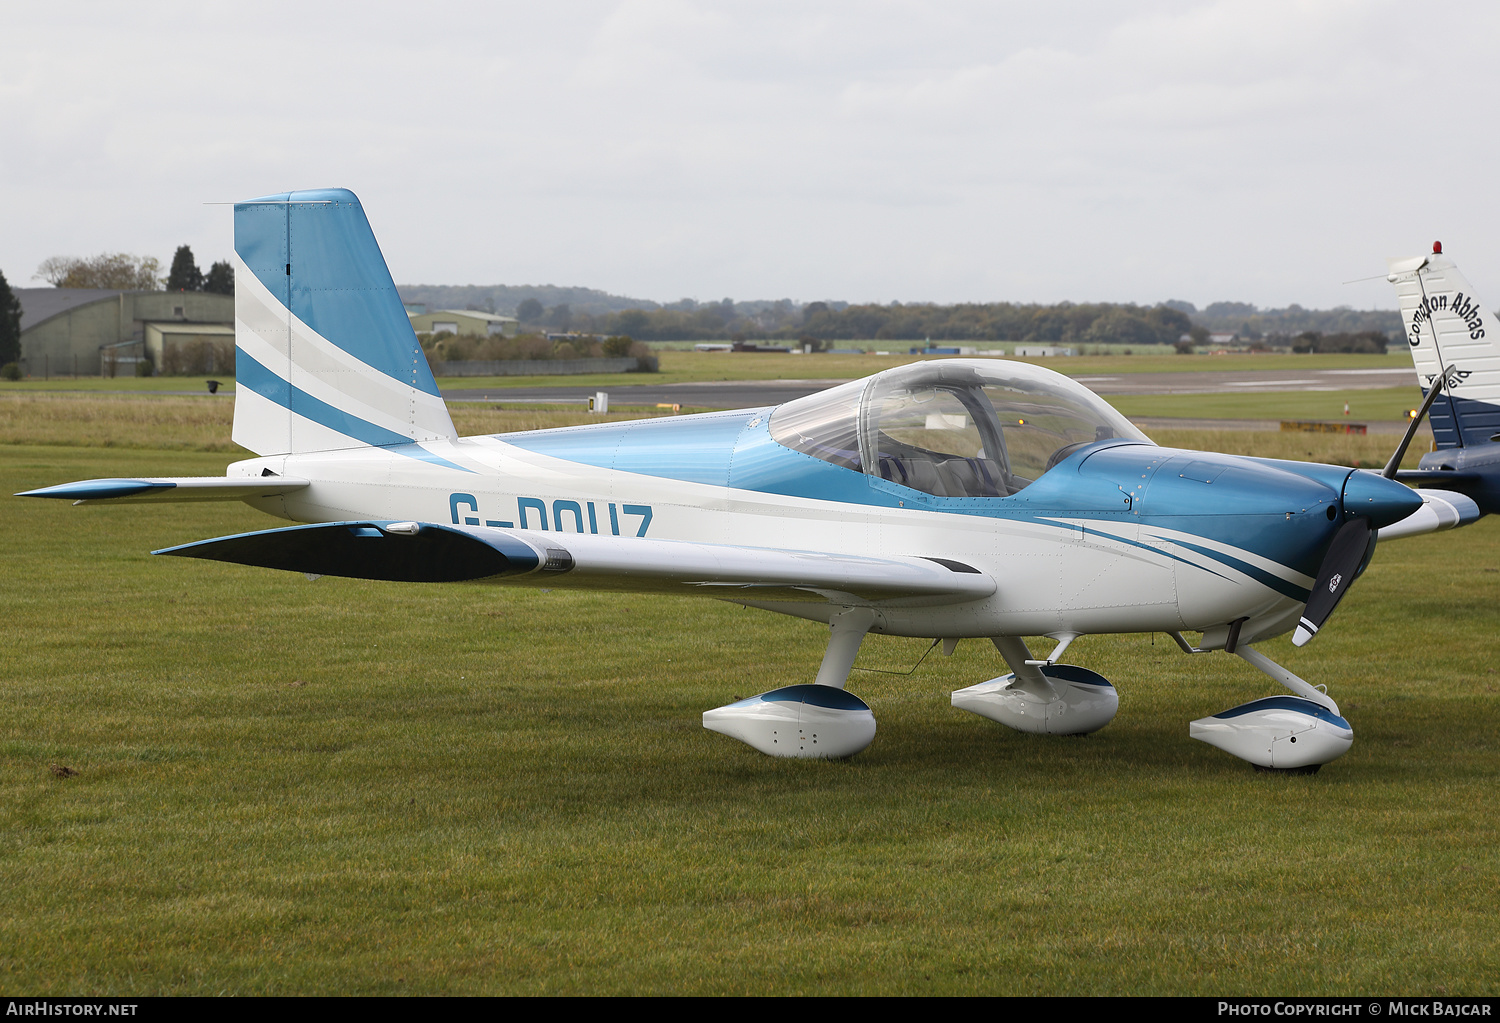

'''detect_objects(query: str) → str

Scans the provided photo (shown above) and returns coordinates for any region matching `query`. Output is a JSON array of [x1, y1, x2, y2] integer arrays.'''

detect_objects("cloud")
[[3, 1, 1498, 307]]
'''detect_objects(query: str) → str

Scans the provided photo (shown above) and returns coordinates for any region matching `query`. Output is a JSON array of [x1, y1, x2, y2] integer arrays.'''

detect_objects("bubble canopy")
[[769, 359, 1152, 498]]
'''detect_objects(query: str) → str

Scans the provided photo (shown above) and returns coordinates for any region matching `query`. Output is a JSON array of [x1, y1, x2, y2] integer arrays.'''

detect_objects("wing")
[[1377, 488, 1482, 542], [155, 520, 996, 608], [17, 476, 310, 504]]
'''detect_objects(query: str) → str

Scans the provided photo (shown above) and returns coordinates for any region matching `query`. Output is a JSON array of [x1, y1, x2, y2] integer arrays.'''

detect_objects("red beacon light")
[[1434, 241, 1444, 254]]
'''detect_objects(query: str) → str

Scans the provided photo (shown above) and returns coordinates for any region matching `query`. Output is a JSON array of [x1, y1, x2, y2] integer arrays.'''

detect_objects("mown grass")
[[1, 417, 1493, 994], [0, 376, 234, 393], [0, 350, 1406, 396], [0, 392, 1430, 473], [429, 350, 1406, 390], [0, 393, 683, 454], [1111, 387, 1422, 423]]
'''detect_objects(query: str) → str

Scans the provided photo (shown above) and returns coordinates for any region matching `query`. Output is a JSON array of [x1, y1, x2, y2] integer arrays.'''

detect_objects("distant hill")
[[1166, 299, 1402, 339], [398, 283, 1408, 342], [397, 283, 660, 317]]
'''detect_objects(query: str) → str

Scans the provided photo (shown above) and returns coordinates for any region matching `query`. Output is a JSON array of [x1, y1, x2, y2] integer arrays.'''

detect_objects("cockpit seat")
[[878, 453, 1006, 498]]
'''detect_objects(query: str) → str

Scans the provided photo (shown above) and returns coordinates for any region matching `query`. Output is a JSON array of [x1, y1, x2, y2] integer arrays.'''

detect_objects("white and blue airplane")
[[1387, 244, 1500, 517], [16, 189, 1468, 771]]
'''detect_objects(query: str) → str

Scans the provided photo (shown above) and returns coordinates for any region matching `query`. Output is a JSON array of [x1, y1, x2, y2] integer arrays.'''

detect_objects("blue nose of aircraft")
[[1057, 445, 1426, 584], [1341, 469, 1423, 529]]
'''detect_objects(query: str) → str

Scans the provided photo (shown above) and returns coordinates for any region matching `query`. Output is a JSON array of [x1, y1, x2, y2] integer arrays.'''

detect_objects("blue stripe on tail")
[[234, 188, 441, 397]]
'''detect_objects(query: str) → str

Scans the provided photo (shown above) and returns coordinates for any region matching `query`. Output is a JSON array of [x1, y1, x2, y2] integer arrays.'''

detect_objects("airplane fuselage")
[[227, 406, 1377, 647]]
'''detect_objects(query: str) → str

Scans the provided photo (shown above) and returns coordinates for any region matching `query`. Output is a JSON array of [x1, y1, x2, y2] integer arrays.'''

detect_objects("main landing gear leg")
[[950, 636, 1119, 735], [1189, 644, 1354, 772], [702, 608, 879, 758]]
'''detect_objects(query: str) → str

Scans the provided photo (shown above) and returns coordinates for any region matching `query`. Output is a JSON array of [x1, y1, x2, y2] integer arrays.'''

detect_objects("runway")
[[443, 365, 1418, 411]]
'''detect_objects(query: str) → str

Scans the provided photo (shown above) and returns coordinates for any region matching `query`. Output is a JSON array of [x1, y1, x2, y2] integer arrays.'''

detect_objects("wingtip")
[[16, 479, 172, 501]]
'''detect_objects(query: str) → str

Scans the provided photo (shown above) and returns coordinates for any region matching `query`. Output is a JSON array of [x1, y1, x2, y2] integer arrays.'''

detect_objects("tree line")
[[416, 330, 656, 371], [495, 296, 1409, 347], [34, 245, 233, 294], [1167, 300, 1401, 341], [504, 299, 1199, 346], [412, 286, 1408, 347], [0, 270, 20, 373]]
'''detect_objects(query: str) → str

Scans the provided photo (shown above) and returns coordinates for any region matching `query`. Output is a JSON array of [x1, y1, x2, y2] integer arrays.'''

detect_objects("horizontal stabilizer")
[[156, 521, 998, 605], [1377, 488, 1482, 541], [158, 521, 539, 582], [1394, 469, 1481, 486], [17, 476, 310, 504]]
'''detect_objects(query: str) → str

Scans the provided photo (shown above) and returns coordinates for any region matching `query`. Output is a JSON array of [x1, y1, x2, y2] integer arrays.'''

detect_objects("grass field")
[[1, 404, 1495, 995], [0, 392, 683, 453], [422, 350, 1406, 390], [1108, 387, 1421, 424], [0, 390, 1433, 472], [0, 349, 1407, 395]]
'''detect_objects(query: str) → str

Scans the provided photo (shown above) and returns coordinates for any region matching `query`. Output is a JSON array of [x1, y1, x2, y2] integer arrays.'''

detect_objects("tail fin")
[[232, 188, 456, 456], [1387, 246, 1500, 450]]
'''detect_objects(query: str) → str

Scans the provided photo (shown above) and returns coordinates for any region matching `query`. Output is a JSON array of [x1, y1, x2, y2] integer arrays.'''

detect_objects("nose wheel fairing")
[[951, 663, 1119, 735], [1190, 696, 1353, 770]]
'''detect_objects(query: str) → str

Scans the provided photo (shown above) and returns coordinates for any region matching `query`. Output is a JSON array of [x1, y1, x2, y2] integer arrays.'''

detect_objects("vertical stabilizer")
[[1388, 248, 1500, 449], [232, 188, 456, 456]]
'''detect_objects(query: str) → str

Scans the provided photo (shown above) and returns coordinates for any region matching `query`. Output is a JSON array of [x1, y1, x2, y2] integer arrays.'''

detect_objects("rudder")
[[232, 188, 456, 456], [1388, 246, 1500, 450]]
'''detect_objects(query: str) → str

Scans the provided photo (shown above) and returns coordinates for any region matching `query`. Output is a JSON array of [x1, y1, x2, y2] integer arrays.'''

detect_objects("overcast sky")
[[4, 1, 1498, 311]]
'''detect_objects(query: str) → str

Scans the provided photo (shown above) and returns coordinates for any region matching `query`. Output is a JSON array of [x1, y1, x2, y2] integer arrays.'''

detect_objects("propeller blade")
[[1293, 518, 1374, 647], [1382, 364, 1450, 479]]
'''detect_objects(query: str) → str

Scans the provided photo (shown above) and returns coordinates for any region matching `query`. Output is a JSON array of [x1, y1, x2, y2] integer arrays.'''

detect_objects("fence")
[[428, 356, 656, 377]]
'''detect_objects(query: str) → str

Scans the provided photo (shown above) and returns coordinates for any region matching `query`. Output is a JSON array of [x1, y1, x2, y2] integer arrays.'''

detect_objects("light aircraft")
[[1386, 244, 1500, 517], [15, 189, 1473, 771]]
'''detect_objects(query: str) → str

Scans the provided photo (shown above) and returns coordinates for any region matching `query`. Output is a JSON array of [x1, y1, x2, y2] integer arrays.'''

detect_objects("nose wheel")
[[1188, 643, 1354, 770]]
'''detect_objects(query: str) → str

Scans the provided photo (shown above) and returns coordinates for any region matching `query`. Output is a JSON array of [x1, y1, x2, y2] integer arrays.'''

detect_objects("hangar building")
[[15, 288, 234, 376], [408, 309, 519, 337]]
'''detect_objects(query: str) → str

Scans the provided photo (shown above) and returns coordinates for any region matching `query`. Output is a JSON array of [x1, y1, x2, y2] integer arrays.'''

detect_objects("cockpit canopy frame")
[[769, 359, 1151, 498]]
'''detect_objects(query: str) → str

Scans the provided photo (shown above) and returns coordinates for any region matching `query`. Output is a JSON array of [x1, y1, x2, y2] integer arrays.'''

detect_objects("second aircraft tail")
[[1387, 245, 1500, 450]]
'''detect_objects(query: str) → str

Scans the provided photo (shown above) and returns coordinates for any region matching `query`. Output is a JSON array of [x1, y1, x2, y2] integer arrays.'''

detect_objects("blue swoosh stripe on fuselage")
[[499, 412, 1330, 591], [1036, 521, 1309, 602], [502, 409, 753, 486], [236, 351, 472, 473], [1065, 520, 1311, 601], [1040, 519, 1237, 584], [1163, 537, 1311, 602]]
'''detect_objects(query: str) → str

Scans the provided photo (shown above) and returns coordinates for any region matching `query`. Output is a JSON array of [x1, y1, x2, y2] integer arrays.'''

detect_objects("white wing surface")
[[156, 520, 996, 608]]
